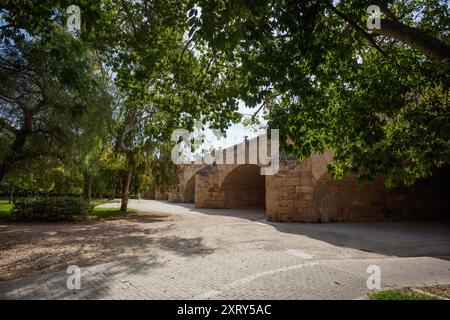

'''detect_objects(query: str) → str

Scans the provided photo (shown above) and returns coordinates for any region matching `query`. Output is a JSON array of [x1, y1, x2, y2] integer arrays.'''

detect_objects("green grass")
[[0, 198, 137, 221], [89, 205, 137, 220], [0, 200, 13, 219], [369, 289, 441, 300], [90, 198, 115, 208], [88, 198, 137, 220]]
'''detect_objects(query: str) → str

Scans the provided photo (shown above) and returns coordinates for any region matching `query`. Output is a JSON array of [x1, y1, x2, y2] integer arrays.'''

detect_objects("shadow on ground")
[[0, 214, 215, 282], [261, 219, 450, 258], [130, 200, 450, 258]]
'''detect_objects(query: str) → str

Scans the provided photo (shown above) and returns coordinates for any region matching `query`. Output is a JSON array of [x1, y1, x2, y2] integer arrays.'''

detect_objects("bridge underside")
[[161, 153, 450, 223]]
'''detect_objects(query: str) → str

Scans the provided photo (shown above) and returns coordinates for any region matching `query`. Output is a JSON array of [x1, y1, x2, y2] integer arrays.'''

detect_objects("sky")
[[202, 100, 267, 151], [179, 100, 268, 162]]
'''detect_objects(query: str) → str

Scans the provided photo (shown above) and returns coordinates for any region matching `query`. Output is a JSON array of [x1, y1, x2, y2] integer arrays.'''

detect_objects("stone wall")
[[195, 164, 224, 208], [311, 170, 450, 222], [142, 185, 156, 199], [184, 176, 195, 203], [164, 143, 450, 222], [155, 188, 168, 200], [311, 174, 386, 222], [168, 164, 204, 203]]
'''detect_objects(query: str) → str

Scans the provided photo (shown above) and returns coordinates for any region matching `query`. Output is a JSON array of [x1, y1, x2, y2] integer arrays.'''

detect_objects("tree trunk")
[[372, 19, 450, 63], [83, 173, 92, 203], [325, 1, 450, 63], [120, 163, 133, 212], [0, 109, 34, 182], [0, 164, 6, 182], [109, 181, 116, 200], [9, 184, 15, 204]]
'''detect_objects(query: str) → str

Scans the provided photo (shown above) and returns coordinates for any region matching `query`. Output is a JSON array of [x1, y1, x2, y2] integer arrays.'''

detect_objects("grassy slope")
[[0, 200, 13, 219]]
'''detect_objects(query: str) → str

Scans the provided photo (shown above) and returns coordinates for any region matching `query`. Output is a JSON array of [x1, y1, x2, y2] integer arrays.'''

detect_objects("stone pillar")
[[195, 165, 224, 208], [266, 159, 317, 222]]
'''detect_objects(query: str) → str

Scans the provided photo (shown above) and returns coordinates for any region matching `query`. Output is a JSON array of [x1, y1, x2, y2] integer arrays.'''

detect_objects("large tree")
[[190, 0, 450, 186], [1, 0, 241, 208], [0, 1, 112, 182], [86, 0, 241, 211]]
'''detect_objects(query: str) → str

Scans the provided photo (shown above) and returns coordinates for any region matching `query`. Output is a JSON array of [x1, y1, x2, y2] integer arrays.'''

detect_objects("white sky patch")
[[179, 100, 268, 162], [198, 100, 268, 153]]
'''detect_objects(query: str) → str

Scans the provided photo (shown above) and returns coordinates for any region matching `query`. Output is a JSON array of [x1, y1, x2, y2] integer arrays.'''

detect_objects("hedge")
[[13, 197, 91, 221]]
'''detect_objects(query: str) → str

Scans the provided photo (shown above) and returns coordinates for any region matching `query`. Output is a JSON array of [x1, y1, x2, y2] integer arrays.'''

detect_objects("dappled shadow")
[[101, 213, 171, 223], [0, 254, 164, 300], [0, 214, 216, 282], [261, 220, 450, 258], [157, 236, 215, 256]]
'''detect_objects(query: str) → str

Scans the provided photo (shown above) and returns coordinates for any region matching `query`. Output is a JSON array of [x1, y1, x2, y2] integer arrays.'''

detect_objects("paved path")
[[1, 200, 449, 299]]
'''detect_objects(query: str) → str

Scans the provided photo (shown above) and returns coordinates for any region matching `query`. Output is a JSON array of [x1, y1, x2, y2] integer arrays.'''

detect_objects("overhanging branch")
[[323, 1, 388, 58]]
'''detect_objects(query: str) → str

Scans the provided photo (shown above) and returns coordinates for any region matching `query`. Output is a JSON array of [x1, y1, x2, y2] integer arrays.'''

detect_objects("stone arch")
[[168, 164, 204, 203], [184, 174, 196, 203], [220, 164, 266, 209]]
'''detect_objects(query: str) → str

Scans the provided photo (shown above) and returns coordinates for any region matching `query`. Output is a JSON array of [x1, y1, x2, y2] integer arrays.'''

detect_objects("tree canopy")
[[0, 6, 112, 181], [190, 0, 450, 185]]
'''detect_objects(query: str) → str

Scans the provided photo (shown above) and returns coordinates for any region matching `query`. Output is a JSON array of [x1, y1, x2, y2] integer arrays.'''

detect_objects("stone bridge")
[[154, 137, 449, 223]]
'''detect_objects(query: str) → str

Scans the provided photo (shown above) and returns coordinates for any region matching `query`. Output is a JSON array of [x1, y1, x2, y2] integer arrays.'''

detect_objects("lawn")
[[90, 198, 113, 208], [0, 198, 137, 220], [369, 289, 442, 300], [0, 200, 13, 219], [89, 198, 138, 219], [90, 205, 137, 220]]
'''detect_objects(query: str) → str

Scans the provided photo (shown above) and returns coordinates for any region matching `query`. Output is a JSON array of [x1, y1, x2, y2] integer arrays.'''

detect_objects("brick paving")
[[0, 200, 449, 300]]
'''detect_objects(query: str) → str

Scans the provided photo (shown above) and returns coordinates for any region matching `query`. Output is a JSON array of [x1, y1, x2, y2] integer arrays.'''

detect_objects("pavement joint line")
[[192, 261, 319, 299]]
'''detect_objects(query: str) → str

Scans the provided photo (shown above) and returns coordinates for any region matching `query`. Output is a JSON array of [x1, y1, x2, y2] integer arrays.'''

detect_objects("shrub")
[[13, 197, 91, 221]]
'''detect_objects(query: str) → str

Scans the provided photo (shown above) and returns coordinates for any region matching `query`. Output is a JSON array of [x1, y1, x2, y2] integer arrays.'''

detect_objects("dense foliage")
[[0, 1, 112, 181], [190, 0, 450, 186]]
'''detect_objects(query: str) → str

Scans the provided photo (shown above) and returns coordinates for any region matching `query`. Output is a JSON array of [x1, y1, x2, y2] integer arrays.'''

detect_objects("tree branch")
[[176, 38, 194, 83], [251, 93, 280, 121], [118, 112, 155, 153], [0, 93, 19, 105], [370, 18, 450, 63], [323, 1, 388, 58], [324, 1, 450, 63]]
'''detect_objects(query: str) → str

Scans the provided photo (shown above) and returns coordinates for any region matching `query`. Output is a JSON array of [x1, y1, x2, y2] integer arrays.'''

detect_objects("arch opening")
[[221, 165, 266, 209], [184, 175, 196, 203]]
